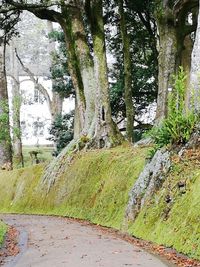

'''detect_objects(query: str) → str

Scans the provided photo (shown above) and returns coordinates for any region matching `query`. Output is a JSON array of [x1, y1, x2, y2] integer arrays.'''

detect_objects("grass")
[[13, 145, 54, 168], [1, 145, 200, 260], [0, 145, 148, 230], [0, 221, 7, 247], [128, 149, 200, 259]]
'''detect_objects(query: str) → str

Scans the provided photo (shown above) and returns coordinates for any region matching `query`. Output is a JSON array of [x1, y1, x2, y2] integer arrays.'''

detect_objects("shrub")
[[48, 112, 74, 156], [148, 67, 198, 153]]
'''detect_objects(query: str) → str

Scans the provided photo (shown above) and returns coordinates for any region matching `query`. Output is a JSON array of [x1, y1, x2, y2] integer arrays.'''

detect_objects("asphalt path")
[[0, 214, 172, 267]]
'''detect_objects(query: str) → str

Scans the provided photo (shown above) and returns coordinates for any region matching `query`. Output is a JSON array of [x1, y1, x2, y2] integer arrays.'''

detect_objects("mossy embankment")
[[0, 146, 200, 260], [0, 146, 148, 229], [129, 149, 200, 260]]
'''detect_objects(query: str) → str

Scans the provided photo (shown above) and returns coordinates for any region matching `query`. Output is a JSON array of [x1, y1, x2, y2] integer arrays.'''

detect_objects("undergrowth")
[[147, 67, 198, 158]]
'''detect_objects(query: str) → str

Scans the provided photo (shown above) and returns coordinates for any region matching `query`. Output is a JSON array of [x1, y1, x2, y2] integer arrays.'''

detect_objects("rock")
[[133, 137, 153, 147], [126, 148, 171, 221]]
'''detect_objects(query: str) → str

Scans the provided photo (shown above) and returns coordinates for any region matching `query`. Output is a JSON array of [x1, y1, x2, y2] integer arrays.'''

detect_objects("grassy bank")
[[129, 149, 200, 259], [0, 146, 148, 229], [1, 146, 200, 260]]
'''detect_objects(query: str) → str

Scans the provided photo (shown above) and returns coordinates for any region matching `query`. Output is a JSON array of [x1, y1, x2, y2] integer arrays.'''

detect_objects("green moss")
[[0, 146, 148, 230], [128, 157, 200, 260], [2, 146, 200, 260], [0, 221, 7, 246]]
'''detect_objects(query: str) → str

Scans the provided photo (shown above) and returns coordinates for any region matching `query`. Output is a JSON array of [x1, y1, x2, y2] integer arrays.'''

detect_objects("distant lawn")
[[20, 145, 54, 168], [0, 221, 7, 247]]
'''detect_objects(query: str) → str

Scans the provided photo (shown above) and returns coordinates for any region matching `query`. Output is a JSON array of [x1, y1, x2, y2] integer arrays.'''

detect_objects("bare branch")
[[15, 48, 53, 114]]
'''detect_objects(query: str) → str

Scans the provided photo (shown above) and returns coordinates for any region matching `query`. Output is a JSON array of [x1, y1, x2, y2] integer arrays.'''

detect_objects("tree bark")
[[190, 0, 200, 112], [10, 42, 24, 167], [89, 0, 123, 148], [59, 8, 86, 137], [118, 0, 134, 143], [69, 6, 96, 135], [47, 21, 63, 121], [0, 31, 12, 168], [155, 9, 178, 121], [156, 0, 198, 121]]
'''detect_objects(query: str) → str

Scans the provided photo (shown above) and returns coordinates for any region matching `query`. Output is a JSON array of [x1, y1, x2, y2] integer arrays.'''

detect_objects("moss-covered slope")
[[1, 146, 200, 260], [129, 149, 200, 259], [0, 146, 148, 229]]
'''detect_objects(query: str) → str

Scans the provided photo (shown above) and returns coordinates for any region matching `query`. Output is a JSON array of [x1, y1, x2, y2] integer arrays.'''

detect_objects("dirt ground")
[[0, 214, 172, 267]]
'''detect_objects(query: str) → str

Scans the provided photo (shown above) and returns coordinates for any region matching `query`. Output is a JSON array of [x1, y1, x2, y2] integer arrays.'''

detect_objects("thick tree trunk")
[[118, 0, 134, 143], [156, 17, 178, 121], [190, 0, 200, 112], [156, 0, 198, 121], [89, 0, 123, 148], [182, 35, 193, 110], [74, 97, 82, 139], [0, 32, 12, 168], [60, 9, 86, 136]]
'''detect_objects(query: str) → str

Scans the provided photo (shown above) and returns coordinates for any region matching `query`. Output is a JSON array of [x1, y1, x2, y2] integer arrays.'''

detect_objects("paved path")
[[0, 214, 172, 267]]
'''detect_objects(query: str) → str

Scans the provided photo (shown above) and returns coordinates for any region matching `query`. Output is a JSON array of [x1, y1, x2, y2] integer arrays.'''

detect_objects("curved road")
[[0, 215, 172, 267]]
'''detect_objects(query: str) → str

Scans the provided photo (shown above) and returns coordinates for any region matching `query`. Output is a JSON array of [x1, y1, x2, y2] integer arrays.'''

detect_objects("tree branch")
[[15, 49, 53, 114]]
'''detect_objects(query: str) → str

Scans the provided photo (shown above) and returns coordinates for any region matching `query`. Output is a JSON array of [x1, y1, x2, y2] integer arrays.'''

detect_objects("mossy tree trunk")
[[67, 5, 96, 136], [47, 21, 63, 123], [155, 8, 178, 121], [118, 0, 134, 143], [155, 0, 198, 121], [190, 0, 200, 112], [88, 0, 123, 148], [60, 10, 86, 138], [0, 31, 12, 168], [10, 41, 24, 168]]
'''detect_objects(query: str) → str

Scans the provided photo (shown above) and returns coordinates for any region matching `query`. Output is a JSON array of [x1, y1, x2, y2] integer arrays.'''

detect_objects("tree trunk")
[[89, 0, 123, 148], [190, 0, 200, 112], [156, 15, 178, 121], [10, 41, 24, 168], [156, 0, 198, 121], [47, 21, 63, 121], [118, 0, 134, 143], [0, 31, 12, 168], [181, 35, 193, 110], [69, 6, 96, 135], [60, 9, 86, 137]]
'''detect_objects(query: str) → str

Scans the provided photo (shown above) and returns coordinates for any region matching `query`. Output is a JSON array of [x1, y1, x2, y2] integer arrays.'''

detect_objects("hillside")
[[0, 145, 200, 260]]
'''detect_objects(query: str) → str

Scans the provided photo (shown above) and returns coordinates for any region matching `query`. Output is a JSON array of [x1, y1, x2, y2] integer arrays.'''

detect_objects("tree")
[[0, 8, 20, 168], [105, 0, 158, 137], [155, 0, 198, 121], [190, 0, 200, 112], [9, 41, 24, 167], [118, 0, 134, 143], [0, 31, 12, 168]]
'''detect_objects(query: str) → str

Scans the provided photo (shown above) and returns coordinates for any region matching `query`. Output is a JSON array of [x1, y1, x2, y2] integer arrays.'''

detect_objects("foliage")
[[0, 100, 11, 147], [48, 112, 74, 155], [106, 0, 158, 120], [148, 67, 198, 153], [48, 30, 74, 98], [0, 7, 20, 43]]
